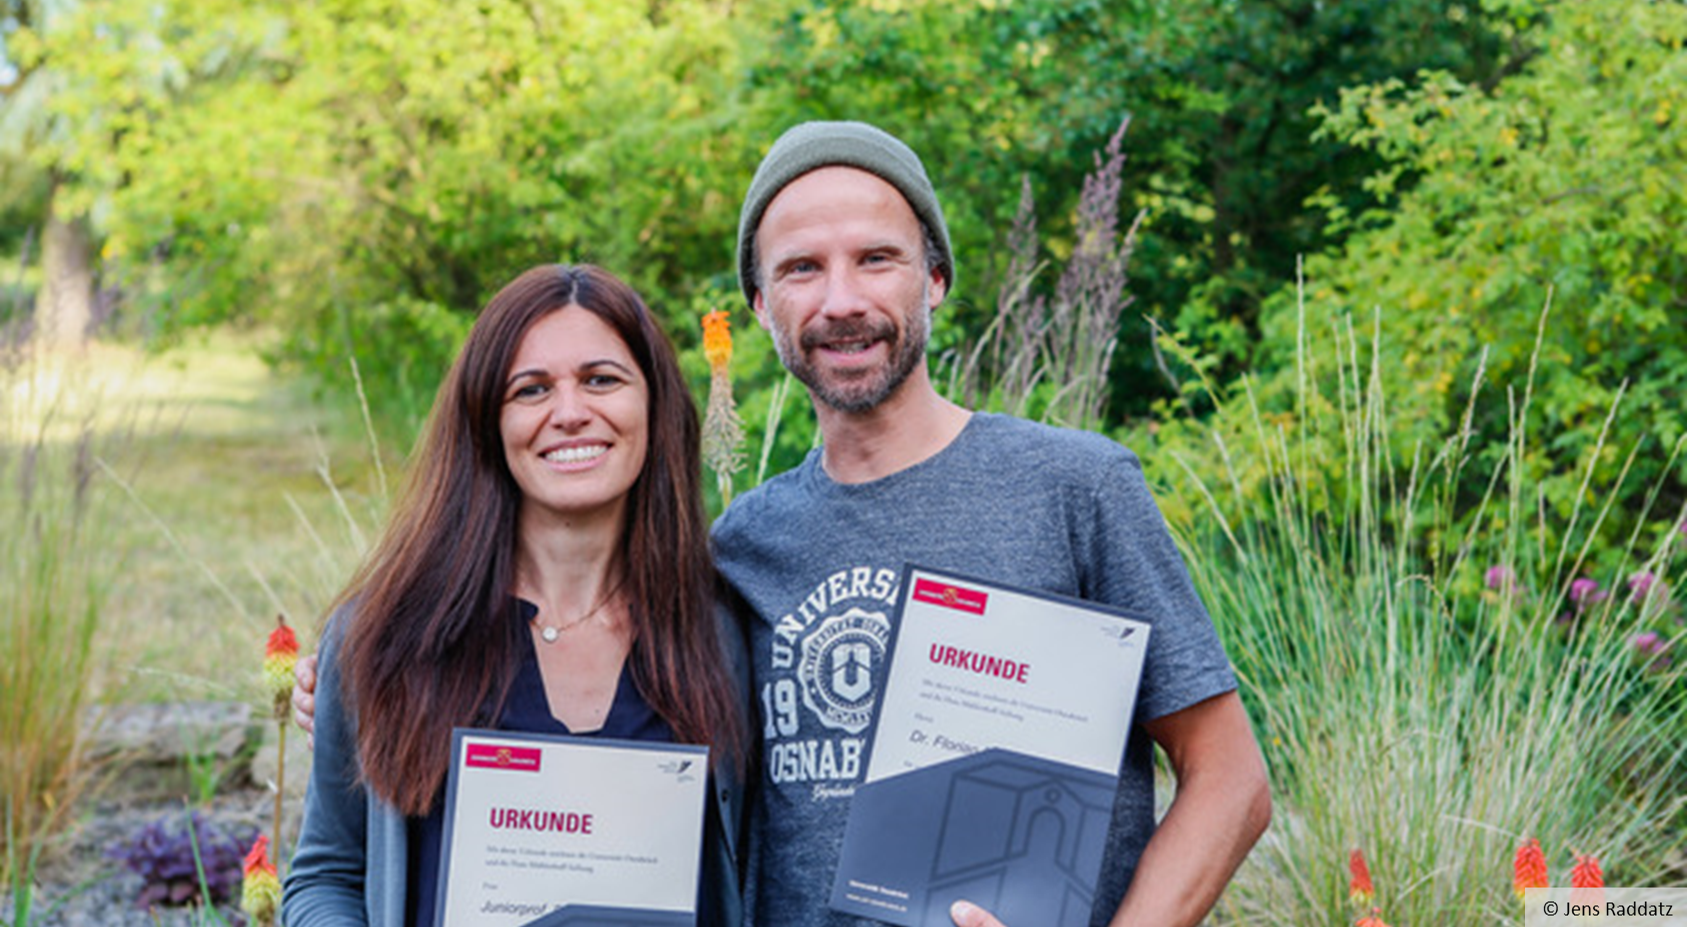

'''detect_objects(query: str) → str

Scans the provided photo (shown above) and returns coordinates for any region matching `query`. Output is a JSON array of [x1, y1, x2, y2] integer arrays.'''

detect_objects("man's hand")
[[293, 652, 319, 748], [950, 900, 1006, 927]]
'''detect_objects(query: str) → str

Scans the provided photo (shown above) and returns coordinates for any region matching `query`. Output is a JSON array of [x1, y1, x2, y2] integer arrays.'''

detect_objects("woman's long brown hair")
[[337, 264, 743, 816]]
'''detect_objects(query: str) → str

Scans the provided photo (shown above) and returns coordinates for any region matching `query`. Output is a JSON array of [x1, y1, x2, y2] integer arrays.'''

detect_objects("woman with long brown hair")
[[282, 264, 745, 926]]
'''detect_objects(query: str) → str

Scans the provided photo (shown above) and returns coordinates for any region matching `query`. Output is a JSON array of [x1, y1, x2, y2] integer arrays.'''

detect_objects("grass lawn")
[[18, 333, 394, 704]]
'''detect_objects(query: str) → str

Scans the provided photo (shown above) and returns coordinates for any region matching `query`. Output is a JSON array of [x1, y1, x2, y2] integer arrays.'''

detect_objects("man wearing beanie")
[[290, 120, 1270, 925], [712, 121, 1270, 927]]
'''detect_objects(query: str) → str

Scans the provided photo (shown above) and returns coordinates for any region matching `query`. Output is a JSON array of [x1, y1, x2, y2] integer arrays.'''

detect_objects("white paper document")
[[435, 730, 708, 927], [864, 565, 1150, 784], [831, 564, 1151, 927]]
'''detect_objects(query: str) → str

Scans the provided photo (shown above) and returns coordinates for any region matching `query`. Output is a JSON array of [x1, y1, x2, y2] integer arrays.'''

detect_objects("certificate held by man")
[[830, 565, 1150, 927], [434, 730, 708, 927]]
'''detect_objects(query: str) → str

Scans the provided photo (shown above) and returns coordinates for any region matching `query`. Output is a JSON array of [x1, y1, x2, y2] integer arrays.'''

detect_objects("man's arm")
[[1104, 690, 1271, 925], [952, 691, 1271, 927]]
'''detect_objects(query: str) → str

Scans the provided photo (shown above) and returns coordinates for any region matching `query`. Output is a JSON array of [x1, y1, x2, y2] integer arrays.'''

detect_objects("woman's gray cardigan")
[[281, 606, 749, 926]]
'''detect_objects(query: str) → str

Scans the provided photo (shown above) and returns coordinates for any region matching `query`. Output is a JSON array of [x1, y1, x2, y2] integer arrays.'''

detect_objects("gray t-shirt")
[[712, 412, 1237, 927]]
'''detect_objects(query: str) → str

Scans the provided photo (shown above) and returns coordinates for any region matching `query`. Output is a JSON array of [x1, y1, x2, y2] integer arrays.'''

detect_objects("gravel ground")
[[4, 786, 283, 927]]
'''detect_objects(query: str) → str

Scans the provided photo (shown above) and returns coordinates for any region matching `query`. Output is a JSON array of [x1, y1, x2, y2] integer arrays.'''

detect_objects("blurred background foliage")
[[1, 0, 1681, 535], [1153, 0, 1687, 581]]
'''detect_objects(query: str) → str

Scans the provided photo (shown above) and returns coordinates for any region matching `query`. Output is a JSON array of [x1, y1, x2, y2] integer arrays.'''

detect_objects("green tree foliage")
[[35, 0, 758, 432], [2, 0, 102, 346], [0, 165, 46, 322], [733, 0, 1176, 345], [20, 0, 1529, 434], [1238, 0, 1687, 567], [741, 0, 1519, 422], [1149, 0, 1520, 378]]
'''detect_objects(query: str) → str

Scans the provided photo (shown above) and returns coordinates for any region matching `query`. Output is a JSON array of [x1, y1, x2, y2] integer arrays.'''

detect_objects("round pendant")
[[541, 626, 559, 643]]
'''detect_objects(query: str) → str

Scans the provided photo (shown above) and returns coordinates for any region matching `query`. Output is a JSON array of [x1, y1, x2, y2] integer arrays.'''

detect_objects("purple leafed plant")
[[105, 810, 256, 910]]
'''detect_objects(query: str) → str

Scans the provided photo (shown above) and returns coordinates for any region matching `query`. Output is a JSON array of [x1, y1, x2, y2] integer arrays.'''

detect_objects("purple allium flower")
[[1629, 630, 1674, 672], [1569, 577, 1607, 610], [1629, 630, 1665, 656], [1486, 565, 1516, 591], [1628, 571, 1658, 602]]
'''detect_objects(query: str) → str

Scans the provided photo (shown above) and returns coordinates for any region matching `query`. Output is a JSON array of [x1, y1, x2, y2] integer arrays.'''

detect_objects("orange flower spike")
[[263, 615, 299, 720], [1355, 909, 1392, 927], [243, 834, 278, 879], [1569, 853, 1606, 913], [1513, 837, 1549, 899], [700, 309, 745, 499], [1349, 848, 1376, 907], [240, 835, 281, 926], [1570, 854, 1604, 889], [702, 309, 733, 372]]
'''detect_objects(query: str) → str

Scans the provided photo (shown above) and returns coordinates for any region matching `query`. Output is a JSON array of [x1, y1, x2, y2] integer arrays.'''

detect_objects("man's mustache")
[[800, 318, 896, 351]]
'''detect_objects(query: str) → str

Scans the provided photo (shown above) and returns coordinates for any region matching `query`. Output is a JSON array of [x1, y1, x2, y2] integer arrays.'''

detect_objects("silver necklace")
[[531, 579, 623, 643]]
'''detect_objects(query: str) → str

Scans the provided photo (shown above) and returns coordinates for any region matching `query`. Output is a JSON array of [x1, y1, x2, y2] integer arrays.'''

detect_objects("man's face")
[[752, 166, 946, 414]]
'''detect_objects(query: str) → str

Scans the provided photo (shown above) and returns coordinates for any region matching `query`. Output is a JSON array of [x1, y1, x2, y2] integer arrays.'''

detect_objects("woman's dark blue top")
[[405, 599, 683, 927]]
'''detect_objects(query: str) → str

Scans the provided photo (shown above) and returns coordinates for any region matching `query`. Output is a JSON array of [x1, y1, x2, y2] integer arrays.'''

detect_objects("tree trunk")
[[33, 184, 95, 350]]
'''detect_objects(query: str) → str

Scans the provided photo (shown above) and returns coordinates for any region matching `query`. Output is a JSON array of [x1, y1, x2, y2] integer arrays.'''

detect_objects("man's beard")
[[771, 290, 931, 414]]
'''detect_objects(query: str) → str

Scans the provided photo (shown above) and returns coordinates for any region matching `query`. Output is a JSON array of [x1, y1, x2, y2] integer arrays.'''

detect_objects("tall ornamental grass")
[[1155, 296, 1686, 925], [0, 351, 117, 892]]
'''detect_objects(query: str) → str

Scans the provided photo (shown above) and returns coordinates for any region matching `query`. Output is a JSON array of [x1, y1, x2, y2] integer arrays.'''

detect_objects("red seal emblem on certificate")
[[912, 578, 988, 615], [464, 743, 542, 772]]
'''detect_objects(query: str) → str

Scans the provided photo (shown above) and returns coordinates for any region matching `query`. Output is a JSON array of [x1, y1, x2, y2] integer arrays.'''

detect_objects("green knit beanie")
[[736, 121, 954, 308]]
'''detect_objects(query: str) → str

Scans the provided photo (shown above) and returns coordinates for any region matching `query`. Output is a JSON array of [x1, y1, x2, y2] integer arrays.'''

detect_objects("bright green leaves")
[[1253, 0, 1687, 573]]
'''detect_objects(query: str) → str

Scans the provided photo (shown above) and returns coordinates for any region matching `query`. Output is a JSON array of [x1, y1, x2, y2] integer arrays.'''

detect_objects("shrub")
[[276, 293, 472, 447], [1245, 0, 1687, 561], [1149, 298, 1686, 924]]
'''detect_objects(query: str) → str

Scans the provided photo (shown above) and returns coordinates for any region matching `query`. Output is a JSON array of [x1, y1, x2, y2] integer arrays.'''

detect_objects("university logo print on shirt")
[[761, 565, 901, 799]]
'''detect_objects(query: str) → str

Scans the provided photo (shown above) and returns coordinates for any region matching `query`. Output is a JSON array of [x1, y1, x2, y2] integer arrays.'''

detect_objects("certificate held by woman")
[[435, 730, 708, 927]]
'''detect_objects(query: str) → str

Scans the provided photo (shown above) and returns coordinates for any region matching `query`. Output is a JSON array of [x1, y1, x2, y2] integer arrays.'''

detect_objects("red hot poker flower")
[[702, 309, 733, 372], [1569, 854, 1605, 912], [243, 834, 277, 879], [1570, 854, 1604, 888], [699, 309, 744, 497], [265, 617, 298, 659], [1349, 848, 1376, 907], [1513, 837, 1549, 899], [263, 615, 299, 720], [241, 835, 281, 926], [1355, 909, 1392, 927]]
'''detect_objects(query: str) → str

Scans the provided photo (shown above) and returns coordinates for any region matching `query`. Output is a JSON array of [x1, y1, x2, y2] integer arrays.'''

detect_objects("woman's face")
[[499, 306, 650, 528]]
